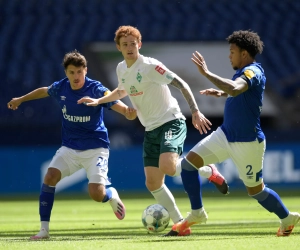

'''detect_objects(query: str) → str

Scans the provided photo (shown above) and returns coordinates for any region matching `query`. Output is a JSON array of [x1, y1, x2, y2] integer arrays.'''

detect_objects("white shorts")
[[48, 146, 111, 185], [190, 127, 266, 187]]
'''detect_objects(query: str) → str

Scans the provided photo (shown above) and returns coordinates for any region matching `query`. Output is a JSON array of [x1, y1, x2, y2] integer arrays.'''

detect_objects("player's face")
[[65, 65, 87, 90], [229, 43, 243, 70], [116, 35, 141, 65]]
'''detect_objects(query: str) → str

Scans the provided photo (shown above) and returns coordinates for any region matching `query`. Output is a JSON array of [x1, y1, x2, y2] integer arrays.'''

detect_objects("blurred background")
[[1, 0, 300, 197]]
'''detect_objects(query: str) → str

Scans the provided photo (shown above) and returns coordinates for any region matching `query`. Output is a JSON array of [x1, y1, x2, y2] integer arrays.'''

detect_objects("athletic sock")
[[39, 184, 55, 229], [173, 158, 183, 176], [198, 165, 213, 178], [192, 207, 205, 217], [251, 186, 289, 219], [151, 184, 183, 224], [101, 187, 112, 203], [41, 221, 50, 232], [181, 168, 203, 209]]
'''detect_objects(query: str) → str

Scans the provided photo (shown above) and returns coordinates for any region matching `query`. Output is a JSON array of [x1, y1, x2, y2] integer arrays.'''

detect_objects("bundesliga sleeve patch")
[[155, 65, 166, 75], [244, 69, 255, 80]]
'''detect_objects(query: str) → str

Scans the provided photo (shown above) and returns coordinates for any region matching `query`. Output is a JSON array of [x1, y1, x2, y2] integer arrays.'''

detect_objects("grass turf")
[[0, 195, 299, 250]]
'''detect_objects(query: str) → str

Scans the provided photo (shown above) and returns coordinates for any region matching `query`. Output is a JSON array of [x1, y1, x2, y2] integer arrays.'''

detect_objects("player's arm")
[[111, 101, 137, 120], [77, 88, 128, 106], [7, 87, 49, 110], [201, 73, 247, 97], [199, 88, 228, 98], [192, 51, 248, 97], [170, 77, 212, 134]]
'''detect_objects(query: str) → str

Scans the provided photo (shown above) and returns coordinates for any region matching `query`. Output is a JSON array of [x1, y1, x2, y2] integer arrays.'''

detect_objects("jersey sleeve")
[[242, 68, 256, 88], [116, 64, 125, 90], [47, 80, 61, 97], [145, 60, 177, 85], [94, 85, 118, 109]]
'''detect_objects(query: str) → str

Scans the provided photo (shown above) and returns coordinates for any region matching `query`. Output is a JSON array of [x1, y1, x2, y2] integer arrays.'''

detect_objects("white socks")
[[173, 158, 183, 176], [198, 165, 213, 178], [151, 184, 183, 223], [41, 221, 49, 232], [191, 207, 205, 217]]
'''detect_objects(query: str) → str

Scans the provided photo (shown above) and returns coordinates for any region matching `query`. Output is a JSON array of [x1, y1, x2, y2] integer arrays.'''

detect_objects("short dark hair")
[[226, 30, 264, 58], [62, 50, 87, 69]]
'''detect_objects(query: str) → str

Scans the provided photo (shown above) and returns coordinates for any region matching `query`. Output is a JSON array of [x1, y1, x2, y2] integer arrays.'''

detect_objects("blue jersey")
[[221, 62, 266, 143], [47, 77, 117, 150]]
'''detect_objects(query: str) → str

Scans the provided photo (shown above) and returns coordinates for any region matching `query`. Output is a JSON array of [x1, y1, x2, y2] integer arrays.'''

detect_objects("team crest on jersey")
[[60, 96, 66, 101], [155, 65, 166, 75], [136, 72, 142, 83], [122, 78, 125, 83]]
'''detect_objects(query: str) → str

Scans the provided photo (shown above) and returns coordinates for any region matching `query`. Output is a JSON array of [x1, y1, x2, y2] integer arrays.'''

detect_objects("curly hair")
[[62, 50, 87, 69], [226, 30, 264, 58], [114, 25, 142, 45]]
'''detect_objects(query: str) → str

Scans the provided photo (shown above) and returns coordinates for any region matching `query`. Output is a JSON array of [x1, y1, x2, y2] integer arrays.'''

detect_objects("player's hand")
[[200, 88, 224, 97], [77, 97, 100, 106], [191, 51, 209, 76], [7, 98, 22, 110], [125, 107, 137, 120], [192, 110, 212, 134]]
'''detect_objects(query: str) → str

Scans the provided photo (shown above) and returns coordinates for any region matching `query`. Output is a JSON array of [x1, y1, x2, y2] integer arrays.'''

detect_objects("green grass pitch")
[[0, 194, 299, 250]]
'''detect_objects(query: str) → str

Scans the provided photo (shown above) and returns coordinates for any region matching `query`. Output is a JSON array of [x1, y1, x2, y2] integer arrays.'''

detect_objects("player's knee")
[[44, 168, 61, 186], [145, 179, 164, 192], [159, 165, 175, 176], [186, 151, 204, 168]]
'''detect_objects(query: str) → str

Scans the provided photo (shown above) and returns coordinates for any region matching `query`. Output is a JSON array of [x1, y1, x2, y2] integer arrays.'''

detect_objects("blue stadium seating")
[[1, 0, 299, 131]]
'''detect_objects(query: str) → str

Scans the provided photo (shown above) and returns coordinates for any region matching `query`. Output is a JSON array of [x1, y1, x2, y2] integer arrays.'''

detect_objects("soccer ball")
[[141, 204, 170, 233]]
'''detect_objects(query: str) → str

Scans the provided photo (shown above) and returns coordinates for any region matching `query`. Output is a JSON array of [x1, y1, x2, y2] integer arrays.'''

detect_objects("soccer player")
[[78, 25, 229, 236], [170, 30, 300, 236], [7, 50, 137, 240]]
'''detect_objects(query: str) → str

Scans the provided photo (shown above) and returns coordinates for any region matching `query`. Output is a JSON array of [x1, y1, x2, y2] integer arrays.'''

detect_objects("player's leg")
[[158, 119, 206, 236], [177, 128, 229, 194], [232, 140, 300, 236], [248, 183, 300, 236], [144, 166, 184, 225], [30, 146, 73, 240], [84, 147, 125, 220], [144, 120, 190, 235]]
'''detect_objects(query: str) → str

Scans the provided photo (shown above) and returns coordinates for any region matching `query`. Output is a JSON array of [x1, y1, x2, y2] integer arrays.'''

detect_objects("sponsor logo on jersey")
[[122, 78, 125, 83], [129, 85, 143, 96], [60, 96, 66, 101], [155, 65, 166, 75], [62, 105, 91, 122]]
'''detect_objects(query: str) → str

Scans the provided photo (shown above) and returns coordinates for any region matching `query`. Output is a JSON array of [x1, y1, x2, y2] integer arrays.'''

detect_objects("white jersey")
[[116, 55, 185, 131]]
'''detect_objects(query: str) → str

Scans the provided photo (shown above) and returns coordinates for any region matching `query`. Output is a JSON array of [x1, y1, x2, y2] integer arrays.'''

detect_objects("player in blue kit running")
[[78, 25, 229, 237], [7, 50, 137, 240], [170, 30, 300, 236]]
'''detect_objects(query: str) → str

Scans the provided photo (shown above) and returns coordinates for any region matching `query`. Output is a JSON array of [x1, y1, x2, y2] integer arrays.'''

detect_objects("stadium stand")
[[1, 0, 300, 144]]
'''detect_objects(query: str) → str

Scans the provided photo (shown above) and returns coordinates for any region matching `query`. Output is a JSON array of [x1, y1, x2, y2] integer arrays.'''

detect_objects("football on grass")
[[141, 204, 170, 233]]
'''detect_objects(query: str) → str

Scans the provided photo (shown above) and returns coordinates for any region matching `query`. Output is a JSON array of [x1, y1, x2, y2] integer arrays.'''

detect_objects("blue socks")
[[181, 158, 203, 209], [252, 187, 289, 219], [101, 187, 112, 203], [39, 184, 55, 221]]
